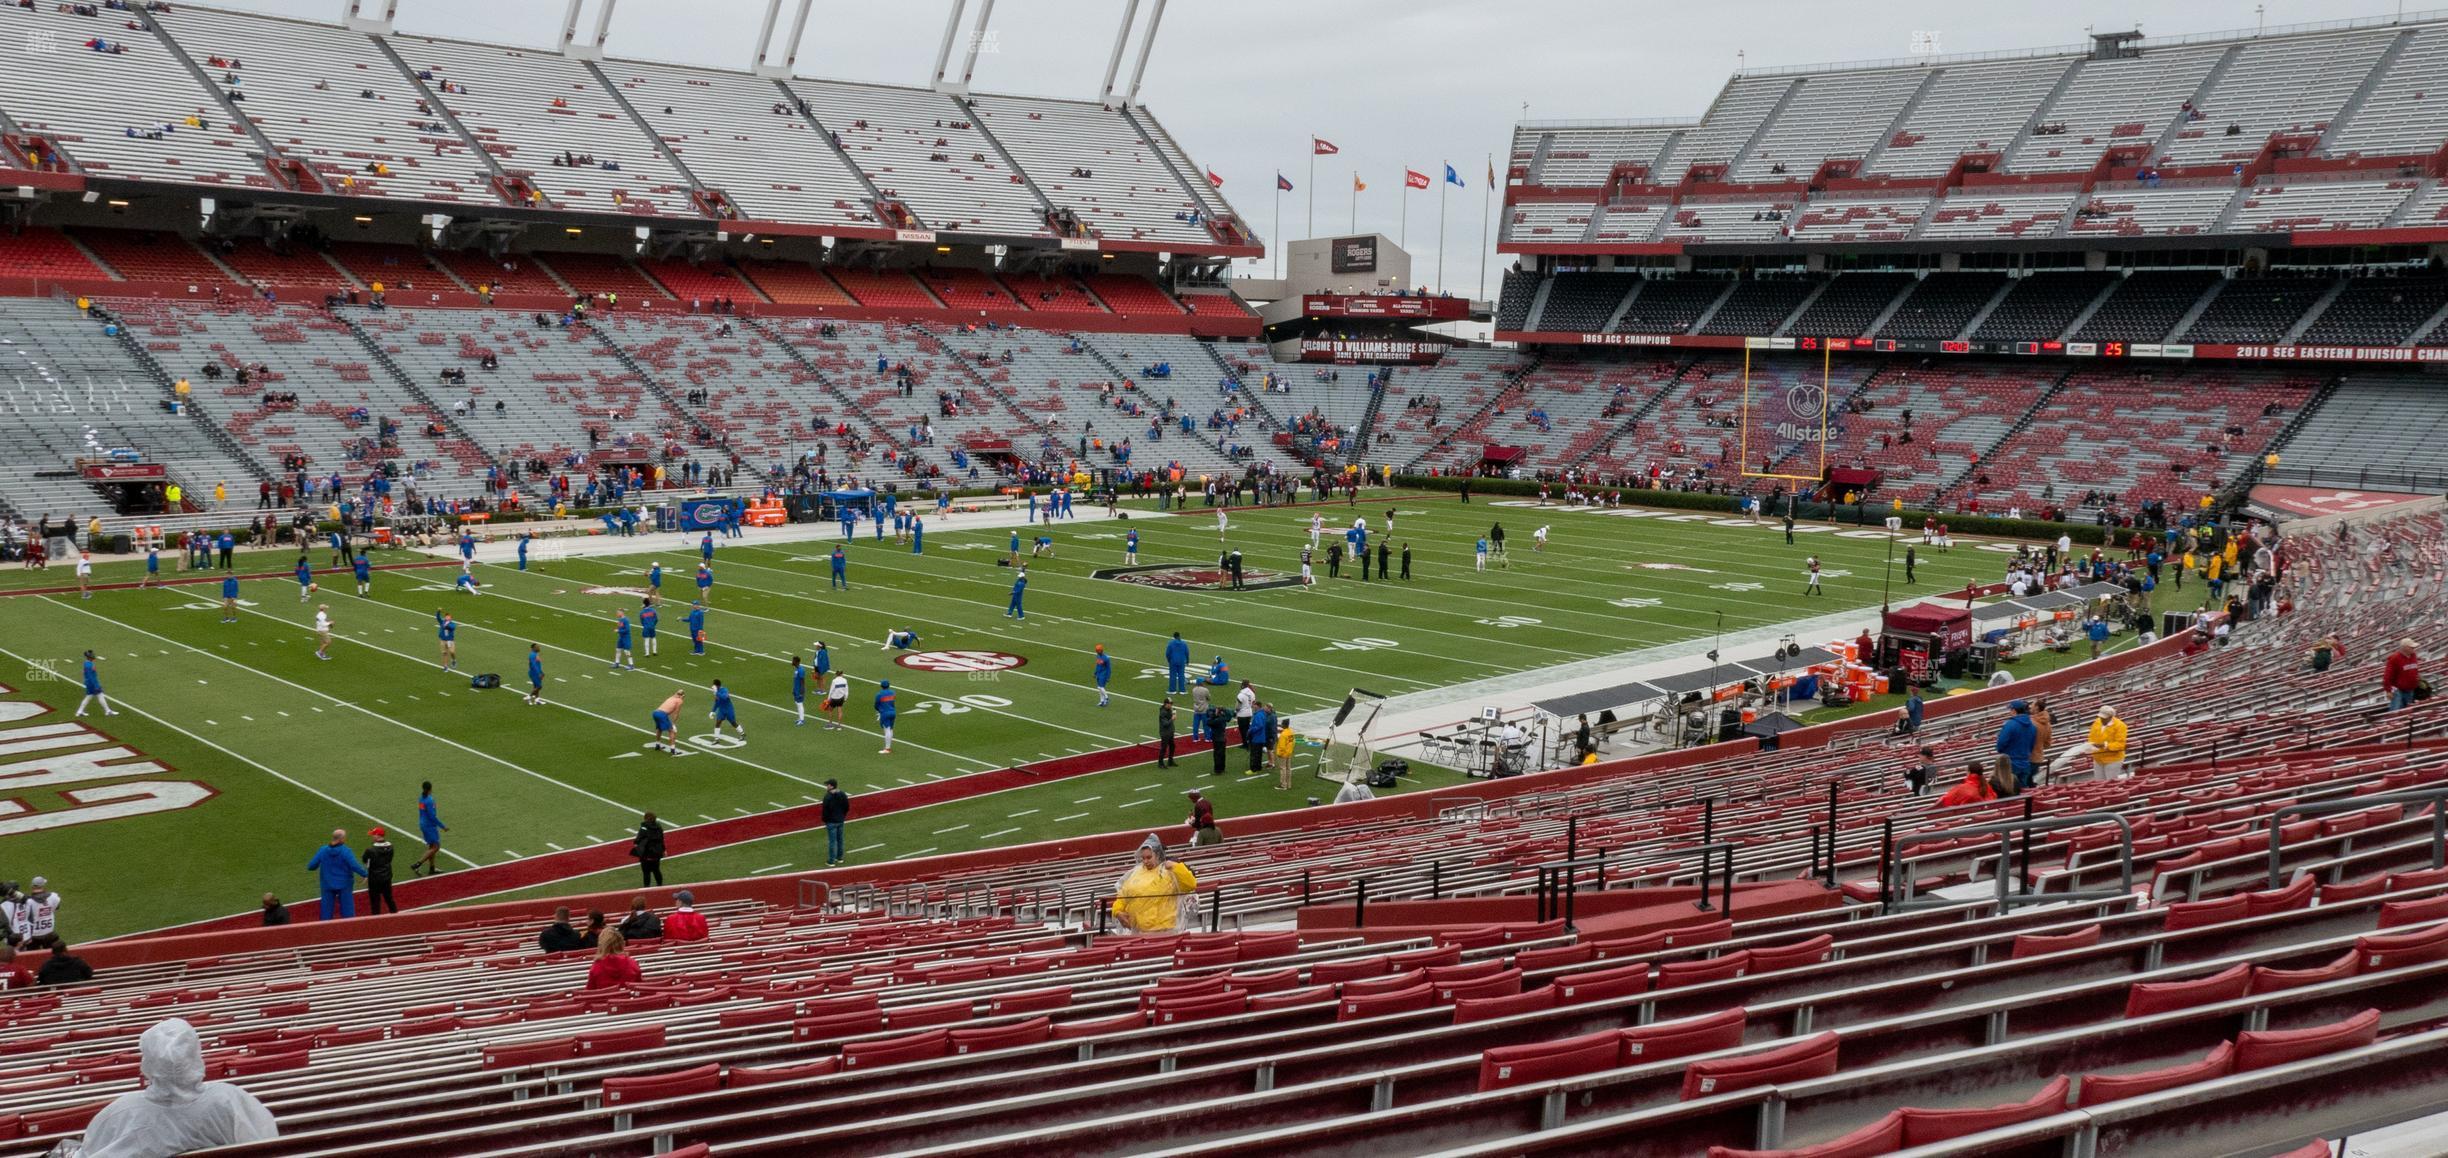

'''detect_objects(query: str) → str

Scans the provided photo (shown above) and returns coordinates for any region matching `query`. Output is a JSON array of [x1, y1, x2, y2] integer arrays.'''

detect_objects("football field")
[[0, 491, 2012, 938]]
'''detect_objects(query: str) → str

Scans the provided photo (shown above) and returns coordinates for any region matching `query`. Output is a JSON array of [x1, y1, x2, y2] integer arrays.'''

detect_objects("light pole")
[[1881, 532, 1895, 612]]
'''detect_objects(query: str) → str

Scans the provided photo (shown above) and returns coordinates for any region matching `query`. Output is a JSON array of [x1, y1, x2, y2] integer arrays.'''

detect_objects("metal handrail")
[[1532, 854, 1612, 932], [1692, 841, 1738, 917], [2264, 789, 2448, 889], [1888, 812, 2133, 911]]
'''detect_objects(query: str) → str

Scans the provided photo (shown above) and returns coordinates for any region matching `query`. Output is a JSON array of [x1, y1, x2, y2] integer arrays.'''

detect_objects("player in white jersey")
[[1308, 514, 1322, 549], [823, 671, 850, 730], [313, 604, 334, 659]]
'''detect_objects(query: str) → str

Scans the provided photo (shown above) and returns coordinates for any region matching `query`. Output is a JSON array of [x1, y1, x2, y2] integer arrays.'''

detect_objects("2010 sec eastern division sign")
[[1093, 564, 1304, 592]]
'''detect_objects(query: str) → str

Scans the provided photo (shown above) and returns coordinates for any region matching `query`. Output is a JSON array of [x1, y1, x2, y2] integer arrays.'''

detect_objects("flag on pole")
[[1206, 169, 1223, 187], [1444, 163, 1464, 187], [1404, 169, 1430, 189], [1488, 158, 1498, 186], [1276, 173, 1293, 192], [1312, 137, 1339, 155], [1353, 174, 1367, 192]]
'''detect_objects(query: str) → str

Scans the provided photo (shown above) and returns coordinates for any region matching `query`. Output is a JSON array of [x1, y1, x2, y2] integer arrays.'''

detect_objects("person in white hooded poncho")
[[51, 1018, 277, 1157]]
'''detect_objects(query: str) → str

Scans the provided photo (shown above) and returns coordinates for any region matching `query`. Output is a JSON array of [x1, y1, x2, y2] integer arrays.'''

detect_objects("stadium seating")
[[785, 79, 1045, 238], [2329, 27, 2448, 159], [2155, 29, 2396, 168], [1503, 201, 1595, 246], [2297, 274, 2448, 346], [1699, 277, 1816, 338], [1610, 278, 1728, 336], [1875, 272, 2007, 341], [1534, 273, 1639, 333], [2228, 180, 2420, 233], [1785, 272, 1911, 338], [2072, 270, 2223, 344], [2178, 276, 2336, 344], [1955, 364, 2314, 510], [0, 229, 112, 283], [1869, 57, 2074, 178], [1918, 192, 2077, 240], [70, 230, 240, 289], [608, 61, 878, 228], [968, 94, 1212, 247], [1970, 270, 2118, 344], [1522, 125, 1677, 187], [2010, 44, 2227, 173], [1784, 196, 1927, 244], [1659, 77, 1790, 184], [2067, 186, 2240, 238], [0, 4, 270, 192], [2267, 371, 2448, 491], [1733, 68, 1923, 183]]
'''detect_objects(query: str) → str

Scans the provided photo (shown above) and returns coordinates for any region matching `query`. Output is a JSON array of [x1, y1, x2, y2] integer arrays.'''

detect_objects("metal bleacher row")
[[5, 511, 2447, 1156], [0, 3, 1245, 249], [1507, 12, 2448, 248]]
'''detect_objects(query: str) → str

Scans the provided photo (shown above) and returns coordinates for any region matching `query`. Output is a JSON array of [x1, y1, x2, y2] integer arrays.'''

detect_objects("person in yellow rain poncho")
[[1272, 715, 1298, 789], [1110, 835, 1196, 934]]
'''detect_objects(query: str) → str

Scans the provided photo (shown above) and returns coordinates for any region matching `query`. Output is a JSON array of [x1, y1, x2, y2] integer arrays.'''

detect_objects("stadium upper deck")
[[0, 3, 1257, 258], [1504, 11, 2448, 255]]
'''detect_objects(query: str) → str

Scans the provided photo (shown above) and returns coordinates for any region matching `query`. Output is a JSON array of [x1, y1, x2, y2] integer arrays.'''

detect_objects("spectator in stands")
[[1110, 835, 1197, 934], [2385, 640, 2423, 711], [1994, 700, 2038, 792], [537, 906, 588, 954], [1939, 761, 1998, 807], [2309, 635, 2342, 673], [1897, 686, 1925, 737], [585, 930, 641, 990], [70, 1018, 278, 1154], [0, 946, 30, 991], [35, 942, 92, 986], [260, 893, 288, 927], [630, 811, 665, 886], [663, 890, 709, 941], [617, 896, 662, 941], [1184, 789, 1222, 846]]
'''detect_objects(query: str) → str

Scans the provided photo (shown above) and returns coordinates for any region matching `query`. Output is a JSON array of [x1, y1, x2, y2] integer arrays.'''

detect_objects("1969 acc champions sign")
[[894, 650, 1028, 673]]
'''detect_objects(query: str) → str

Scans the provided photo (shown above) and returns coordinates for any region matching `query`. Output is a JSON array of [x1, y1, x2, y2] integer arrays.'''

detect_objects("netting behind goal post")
[[1737, 342, 1833, 485], [1313, 689, 1388, 783]]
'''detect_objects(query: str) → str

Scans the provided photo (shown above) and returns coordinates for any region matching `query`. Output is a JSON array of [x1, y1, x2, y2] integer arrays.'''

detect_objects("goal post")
[[1737, 341, 1834, 485]]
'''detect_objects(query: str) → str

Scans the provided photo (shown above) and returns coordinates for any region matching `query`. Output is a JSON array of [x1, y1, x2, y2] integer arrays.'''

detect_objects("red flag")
[[1205, 169, 1223, 187], [1404, 169, 1430, 190], [1312, 138, 1339, 155]]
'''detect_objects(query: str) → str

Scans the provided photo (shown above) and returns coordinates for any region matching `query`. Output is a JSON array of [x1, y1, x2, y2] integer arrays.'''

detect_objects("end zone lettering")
[[0, 683, 210, 835]]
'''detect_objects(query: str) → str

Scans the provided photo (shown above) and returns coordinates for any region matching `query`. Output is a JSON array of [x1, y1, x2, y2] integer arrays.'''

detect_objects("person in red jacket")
[[584, 930, 641, 989], [1939, 762, 2000, 808], [661, 890, 709, 942], [2386, 639, 2423, 712]]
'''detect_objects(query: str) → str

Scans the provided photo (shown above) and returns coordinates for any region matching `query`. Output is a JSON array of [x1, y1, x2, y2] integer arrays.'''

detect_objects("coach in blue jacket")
[[1994, 701, 2039, 792], [1164, 633, 1190, 693], [306, 829, 367, 920]]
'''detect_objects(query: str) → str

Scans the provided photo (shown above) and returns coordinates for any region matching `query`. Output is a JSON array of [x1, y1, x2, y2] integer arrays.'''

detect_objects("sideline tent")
[[1883, 602, 1973, 683]]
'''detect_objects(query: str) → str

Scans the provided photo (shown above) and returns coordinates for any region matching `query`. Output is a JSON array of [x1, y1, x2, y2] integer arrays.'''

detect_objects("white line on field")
[[1054, 813, 1089, 823], [979, 827, 1019, 840], [933, 823, 970, 834], [753, 862, 792, 874]]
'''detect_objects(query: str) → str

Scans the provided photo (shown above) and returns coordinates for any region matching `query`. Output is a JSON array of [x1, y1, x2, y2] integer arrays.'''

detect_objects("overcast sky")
[[209, 0, 2400, 296]]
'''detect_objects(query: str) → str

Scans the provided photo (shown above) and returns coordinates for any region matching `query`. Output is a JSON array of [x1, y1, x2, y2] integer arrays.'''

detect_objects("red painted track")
[[120, 734, 1222, 939]]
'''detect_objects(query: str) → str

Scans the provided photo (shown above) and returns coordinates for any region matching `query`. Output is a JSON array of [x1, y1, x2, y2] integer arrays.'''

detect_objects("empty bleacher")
[[2297, 274, 2448, 346], [2329, 26, 2448, 159], [1870, 57, 2074, 178], [0, 4, 270, 192], [2157, 30, 2396, 168], [1733, 68, 1924, 183], [1963, 364, 2315, 510], [2178, 275, 2337, 344], [2072, 270, 2223, 344], [1525, 125, 1679, 187], [967, 94, 1210, 247], [1785, 195, 1927, 243], [1785, 272, 1911, 338], [1532, 273, 1638, 333], [2010, 44, 2228, 172], [1970, 270, 2118, 345], [1697, 277, 1814, 338], [1875, 272, 2007, 341], [785, 79, 1044, 238], [2228, 179, 2419, 233], [1918, 191, 2077, 240], [610, 61, 878, 229], [2268, 371, 2448, 491]]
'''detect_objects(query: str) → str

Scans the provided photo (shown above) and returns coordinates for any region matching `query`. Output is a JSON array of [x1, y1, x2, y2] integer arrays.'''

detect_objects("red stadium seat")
[[1900, 1076, 2071, 1145], [2377, 892, 2448, 929], [1453, 986, 1559, 1024], [1591, 930, 1670, 959], [725, 1057, 840, 1085], [793, 1010, 887, 1041], [482, 1036, 579, 1069], [1150, 991, 1250, 1024], [987, 988, 1072, 1015], [1656, 951, 1752, 989], [1554, 962, 1653, 1003], [2078, 1042, 2235, 1107], [2357, 921, 2448, 970], [1308, 956, 1390, 985], [1707, 1111, 1903, 1158], [1222, 967, 1301, 995], [1747, 935, 1834, 973], [1667, 919, 1735, 947], [842, 1028, 951, 1069], [717, 1003, 798, 1030], [1051, 1012, 1147, 1039], [2124, 963, 2252, 1017], [225, 1049, 311, 1077], [1386, 945, 1463, 970], [1440, 969, 1524, 1003], [948, 1017, 1053, 1054], [580, 1025, 668, 1056], [1338, 969, 1428, 997], [1681, 1032, 1840, 1100], [2387, 866, 2448, 892], [664, 1147, 712, 1158], [2011, 925, 2103, 958], [2250, 949, 2360, 994], [1513, 942, 1595, 972], [2161, 894, 2250, 932], [20, 1102, 104, 1138], [603, 1063, 722, 1105], [1249, 986, 1337, 1010], [1620, 1007, 1749, 1063], [1437, 925, 1510, 950], [1338, 982, 1436, 1021], [1173, 945, 1240, 968], [2320, 875, 2391, 904], [2234, 1009, 2381, 1072], [2245, 876, 2317, 916], [1478, 1029, 1625, 1092], [889, 1000, 972, 1030]]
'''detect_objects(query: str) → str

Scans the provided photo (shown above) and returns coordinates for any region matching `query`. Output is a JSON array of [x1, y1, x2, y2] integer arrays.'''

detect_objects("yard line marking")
[[753, 862, 793, 874], [545, 842, 564, 851], [504, 850, 522, 858], [1054, 813, 1090, 823], [1118, 798, 1153, 808], [1008, 809, 1039, 818], [0, 642, 482, 871], [698, 814, 720, 822], [585, 835, 602, 844], [1133, 782, 1164, 792], [275, 710, 291, 717], [979, 827, 1019, 840], [769, 801, 788, 809], [57, 596, 650, 823], [1073, 795, 1103, 803], [904, 847, 937, 857], [895, 777, 917, 787], [852, 843, 885, 853]]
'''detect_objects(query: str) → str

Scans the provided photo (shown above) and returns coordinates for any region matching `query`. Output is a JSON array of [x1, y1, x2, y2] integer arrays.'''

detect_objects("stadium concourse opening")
[[5, 0, 2448, 1153]]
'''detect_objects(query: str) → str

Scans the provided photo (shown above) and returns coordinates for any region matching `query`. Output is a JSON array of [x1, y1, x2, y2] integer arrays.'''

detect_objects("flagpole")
[[1478, 152, 1492, 303], [1400, 182, 1408, 249], [1349, 171, 1357, 233], [1273, 181, 1282, 279], [1437, 168, 1449, 293], [1307, 145, 1316, 240]]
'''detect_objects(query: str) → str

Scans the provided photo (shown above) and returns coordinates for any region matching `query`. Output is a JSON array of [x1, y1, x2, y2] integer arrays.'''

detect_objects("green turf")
[[2, 491, 2023, 938]]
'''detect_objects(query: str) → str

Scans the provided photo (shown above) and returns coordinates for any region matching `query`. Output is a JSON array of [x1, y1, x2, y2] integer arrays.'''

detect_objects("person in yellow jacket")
[[1272, 717, 1297, 789], [1110, 835, 1196, 934], [2087, 705, 2128, 780]]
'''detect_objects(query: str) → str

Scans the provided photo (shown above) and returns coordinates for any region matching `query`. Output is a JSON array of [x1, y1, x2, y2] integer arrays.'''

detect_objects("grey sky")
[[201, 1, 2397, 296]]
